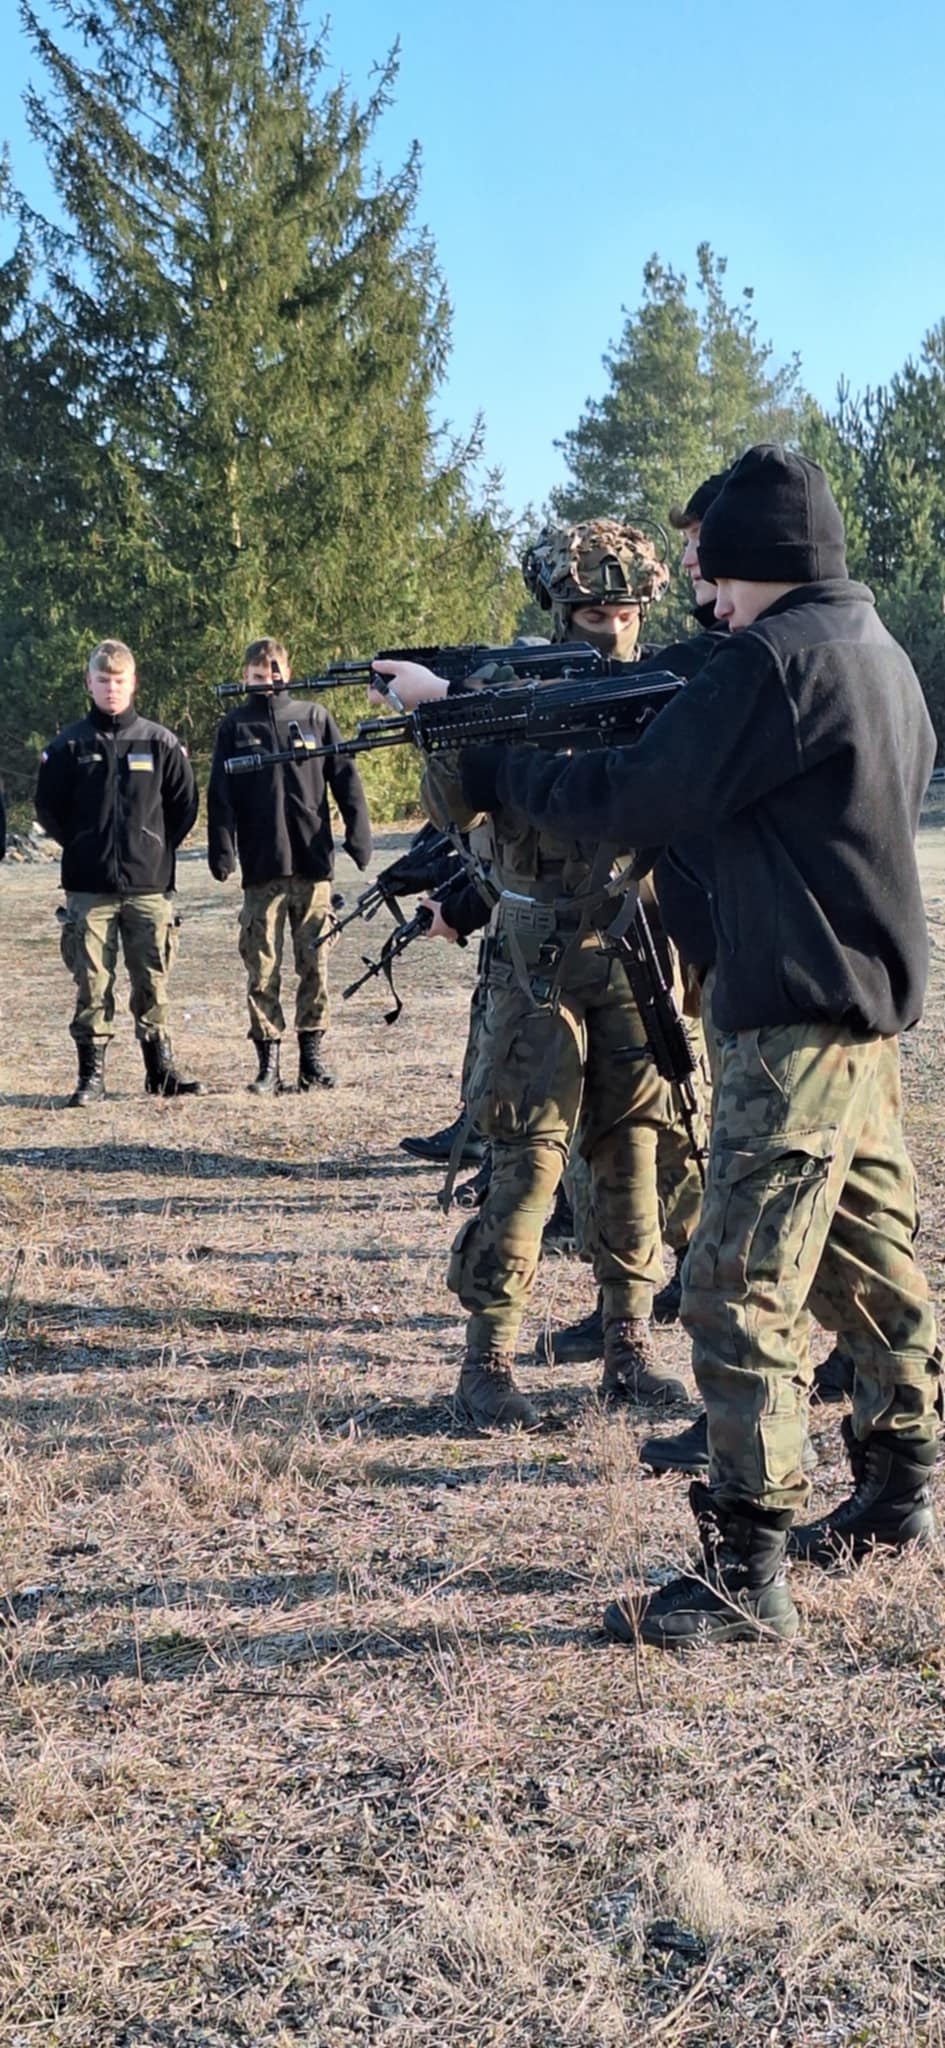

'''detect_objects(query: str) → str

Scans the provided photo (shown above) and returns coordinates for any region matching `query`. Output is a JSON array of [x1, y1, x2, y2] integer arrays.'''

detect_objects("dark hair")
[[243, 636, 289, 669]]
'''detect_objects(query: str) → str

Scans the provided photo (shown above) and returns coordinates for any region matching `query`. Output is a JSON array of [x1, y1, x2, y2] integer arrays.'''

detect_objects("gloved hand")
[[466, 660, 516, 687], [460, 744, 505, 815]]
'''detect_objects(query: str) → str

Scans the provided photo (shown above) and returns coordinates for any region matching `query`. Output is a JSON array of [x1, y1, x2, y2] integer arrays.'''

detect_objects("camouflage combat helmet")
[[522, 519, 670, 641]]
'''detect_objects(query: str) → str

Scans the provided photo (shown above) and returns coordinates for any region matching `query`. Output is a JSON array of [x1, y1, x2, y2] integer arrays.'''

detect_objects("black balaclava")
[[561, 607, 642, 662]]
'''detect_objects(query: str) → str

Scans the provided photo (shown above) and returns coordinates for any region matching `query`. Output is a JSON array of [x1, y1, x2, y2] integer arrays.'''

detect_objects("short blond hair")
[[88, 639, 136, 675], [243, 636, 289, 671]]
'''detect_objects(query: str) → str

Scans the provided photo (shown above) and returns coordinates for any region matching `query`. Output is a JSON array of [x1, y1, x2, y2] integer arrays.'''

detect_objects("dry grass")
[[0, 820, 943, 2046]]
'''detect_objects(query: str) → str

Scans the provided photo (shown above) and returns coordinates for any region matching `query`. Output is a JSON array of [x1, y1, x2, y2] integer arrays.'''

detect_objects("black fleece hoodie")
[[36, 704, 197, 893], [467, 582, 935, 1037], [208, 692, 372, 887]]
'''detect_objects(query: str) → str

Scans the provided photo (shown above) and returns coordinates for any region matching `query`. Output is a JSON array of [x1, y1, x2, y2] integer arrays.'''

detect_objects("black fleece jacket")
[[208, 693, 372, 887], [468, 583, 935, 1037], [36, 704, 197, 893]]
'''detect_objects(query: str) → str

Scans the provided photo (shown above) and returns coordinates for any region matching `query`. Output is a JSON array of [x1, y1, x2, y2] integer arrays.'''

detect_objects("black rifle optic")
[[342, 902, 467, 1025], [217, 639, 600, 703], [311, 824, 463, 955], [224, 663, 680, 777]]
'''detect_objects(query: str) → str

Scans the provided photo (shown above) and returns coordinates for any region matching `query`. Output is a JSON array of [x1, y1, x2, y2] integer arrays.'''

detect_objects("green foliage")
[[810, 338, 945, 741], [549, 245, 807, 637], [0, 0, 520, 809]]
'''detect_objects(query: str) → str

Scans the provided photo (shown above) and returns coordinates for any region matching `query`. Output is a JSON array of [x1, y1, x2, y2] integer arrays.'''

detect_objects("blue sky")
[[2, 0, 943, 517]]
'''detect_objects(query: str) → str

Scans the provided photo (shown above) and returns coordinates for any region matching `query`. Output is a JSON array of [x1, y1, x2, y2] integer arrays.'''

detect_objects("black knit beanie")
[[698, 444, 847, 583]]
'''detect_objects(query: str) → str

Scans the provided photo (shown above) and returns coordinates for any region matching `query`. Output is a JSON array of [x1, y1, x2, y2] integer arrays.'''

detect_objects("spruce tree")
[[2, 0, 518, 797]]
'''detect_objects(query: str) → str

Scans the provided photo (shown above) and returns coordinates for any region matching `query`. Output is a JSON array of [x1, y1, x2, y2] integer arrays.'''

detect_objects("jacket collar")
[[754, 580, 876, 624], [89, 702, 138, 733]]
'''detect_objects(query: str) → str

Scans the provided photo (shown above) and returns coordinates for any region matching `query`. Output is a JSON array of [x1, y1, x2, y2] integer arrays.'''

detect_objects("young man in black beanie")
[[379, 443, 941, 1649]]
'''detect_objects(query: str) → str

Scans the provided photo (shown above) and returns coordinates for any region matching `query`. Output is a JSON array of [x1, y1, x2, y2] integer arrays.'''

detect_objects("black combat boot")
[[400, 1113, 486, 1165], [599, 1318, 687, 1407], [653, 1249, 687, 1325], [247, 1039, 282, 1096], [67, 1039, 107, 1108], [789, 1416, 938, 1565], [810, 1347, 856, 1405], [640, 1408, 819, 1476], [533, 1291, 604, 1365], [603, 1481, 799, 1651], [454, 1153, 492, 1209], [298, 1030, 334, 1090], [456, 1352, 538, 1430], [541, 1182, 577, 1256], [141, 1036, 203, 1097]]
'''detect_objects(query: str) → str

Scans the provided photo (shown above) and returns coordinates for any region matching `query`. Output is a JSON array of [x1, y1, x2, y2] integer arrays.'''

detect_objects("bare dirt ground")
[[1, 809, 944, 2048]]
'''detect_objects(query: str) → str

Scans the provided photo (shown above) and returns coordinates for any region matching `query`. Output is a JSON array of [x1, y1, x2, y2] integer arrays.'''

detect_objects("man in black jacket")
[[36, 639, 201, 1105], [393, 446, 941, 1646], [208, 637, 372, 1094]]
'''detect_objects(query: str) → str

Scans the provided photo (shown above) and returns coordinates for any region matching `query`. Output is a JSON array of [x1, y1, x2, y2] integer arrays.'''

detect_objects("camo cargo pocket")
[[447, 1213, 481, 1299], [470, 986, 579, 1144], [688, 1128, 836, 1301]]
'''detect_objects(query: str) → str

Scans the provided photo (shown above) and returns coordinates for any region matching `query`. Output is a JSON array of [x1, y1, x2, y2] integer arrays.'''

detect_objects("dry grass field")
[[1, 807, 944, 2048]]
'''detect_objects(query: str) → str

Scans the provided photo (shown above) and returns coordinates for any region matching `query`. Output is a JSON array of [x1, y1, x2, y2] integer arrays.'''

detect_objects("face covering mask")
[[572, 613, 641, 662]]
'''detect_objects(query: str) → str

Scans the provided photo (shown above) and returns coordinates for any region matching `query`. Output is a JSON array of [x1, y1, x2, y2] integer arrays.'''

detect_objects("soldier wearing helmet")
[[523, 518, 670, 661], [388, 516, 692, 1433]]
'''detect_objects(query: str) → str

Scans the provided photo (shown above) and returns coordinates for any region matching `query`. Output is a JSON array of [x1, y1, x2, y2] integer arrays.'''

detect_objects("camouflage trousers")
[[239, 878, 332, 1039], [683, 1020, 941, 1517], [450, 936, 673, 1352], [460, 964, 488, 1114], [564, 1015, 709, 1258], [62, 891, 179, 1043]]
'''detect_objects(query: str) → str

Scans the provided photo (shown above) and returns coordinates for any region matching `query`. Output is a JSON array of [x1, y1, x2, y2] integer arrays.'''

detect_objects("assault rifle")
[[615, 902, 706, 1186], [342, 902, 467, 1025], [217, 640, 595, 701], [224, 665, 680, 776], [311, 824, 463, 954]]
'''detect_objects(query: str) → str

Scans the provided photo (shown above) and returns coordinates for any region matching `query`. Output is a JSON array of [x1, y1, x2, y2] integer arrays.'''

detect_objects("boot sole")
[[640, 1613, 800, 1651], [790, 1518, 938, 1568], [603, 1598, 799, 1649], [400, 1141, 485, 1164], [454, 1396, 539, 1433], [641, 1450, 709, 1475], [532, 1344, 605, 1367]]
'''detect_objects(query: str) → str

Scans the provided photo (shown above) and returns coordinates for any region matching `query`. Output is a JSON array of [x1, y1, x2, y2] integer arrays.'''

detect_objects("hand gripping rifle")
[[218, 640, 602, 702], [311, 823, 463, 955], [342, 900, 468, 1025], [223, 663, 681, 776]]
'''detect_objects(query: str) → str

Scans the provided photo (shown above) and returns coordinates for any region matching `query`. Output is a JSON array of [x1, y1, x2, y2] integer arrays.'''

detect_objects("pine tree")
[[1, 0, 518, 806]]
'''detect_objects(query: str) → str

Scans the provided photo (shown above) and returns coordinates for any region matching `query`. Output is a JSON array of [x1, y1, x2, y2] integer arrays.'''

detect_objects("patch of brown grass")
[[0, 826, 943, 2045]]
